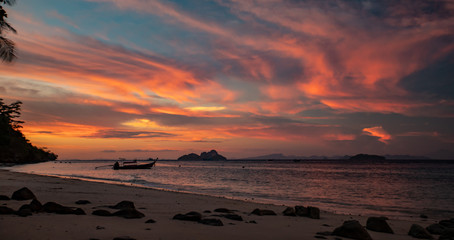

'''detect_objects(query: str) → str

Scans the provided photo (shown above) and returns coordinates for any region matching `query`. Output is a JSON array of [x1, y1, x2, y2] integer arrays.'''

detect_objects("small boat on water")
[[113, 158, 157, 170]]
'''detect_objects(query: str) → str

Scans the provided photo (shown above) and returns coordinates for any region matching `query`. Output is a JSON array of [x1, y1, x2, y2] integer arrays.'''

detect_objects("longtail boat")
[[113, 158, 157, 170]]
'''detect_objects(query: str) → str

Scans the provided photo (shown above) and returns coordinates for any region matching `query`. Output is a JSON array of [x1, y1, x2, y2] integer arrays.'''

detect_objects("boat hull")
[[113, 161, 156, 170]]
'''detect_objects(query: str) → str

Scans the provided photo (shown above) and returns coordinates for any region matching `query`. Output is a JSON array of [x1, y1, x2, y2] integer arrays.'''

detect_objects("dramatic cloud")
[[102, 149, 177, 153], [0, 0, 453, 159], [87, 130, 176, 139]]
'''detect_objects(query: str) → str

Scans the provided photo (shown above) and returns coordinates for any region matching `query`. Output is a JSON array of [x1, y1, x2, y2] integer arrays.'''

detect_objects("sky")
[[1, 0, 453, 160]]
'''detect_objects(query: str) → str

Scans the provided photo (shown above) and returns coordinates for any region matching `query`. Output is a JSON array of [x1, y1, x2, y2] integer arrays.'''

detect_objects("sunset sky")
[[1, 0, 453, 160]]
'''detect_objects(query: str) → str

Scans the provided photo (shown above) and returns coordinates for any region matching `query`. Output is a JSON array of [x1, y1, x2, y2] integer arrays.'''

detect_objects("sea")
[[3, 159, 454, 220]]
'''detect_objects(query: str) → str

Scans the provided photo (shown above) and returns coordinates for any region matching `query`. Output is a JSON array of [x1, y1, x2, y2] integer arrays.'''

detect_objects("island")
[[178, 150, 227, 161], [348, 154, 386, 161]]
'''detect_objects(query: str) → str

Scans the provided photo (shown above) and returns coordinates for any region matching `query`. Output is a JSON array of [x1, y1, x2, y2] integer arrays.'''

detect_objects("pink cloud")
[[362, 126, 392, 143]]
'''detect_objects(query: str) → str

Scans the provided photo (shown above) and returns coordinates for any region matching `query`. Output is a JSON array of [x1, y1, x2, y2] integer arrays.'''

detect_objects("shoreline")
[[0, 169, 436, 221], [0, 169, 444, 240], [6, 161, 452, 222]]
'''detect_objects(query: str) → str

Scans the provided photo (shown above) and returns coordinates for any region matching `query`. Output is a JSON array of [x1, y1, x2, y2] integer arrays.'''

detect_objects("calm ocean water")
[[3, 159, 454, 220]]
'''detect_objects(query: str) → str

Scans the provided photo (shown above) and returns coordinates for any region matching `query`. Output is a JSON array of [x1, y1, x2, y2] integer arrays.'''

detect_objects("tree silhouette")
[[0, 98, 24, 129], [1, 98, 58, 163], [0, 0, 16, 62]]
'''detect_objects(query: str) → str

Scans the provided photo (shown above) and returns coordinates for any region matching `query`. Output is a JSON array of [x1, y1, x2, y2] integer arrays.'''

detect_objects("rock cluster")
[[424, 218, 454, 240], [42, 202, 85, 215], [0, 187, 85, 217], [92, 200, 145, 219], [282, 205, 320, 219], [173, 211, 224, 226]]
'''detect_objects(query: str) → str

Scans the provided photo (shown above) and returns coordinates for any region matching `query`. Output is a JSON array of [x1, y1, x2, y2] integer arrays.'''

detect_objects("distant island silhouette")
[[245, 153, 430, 160], [348, 154, 386, 161], [178, 150, 227, 161]]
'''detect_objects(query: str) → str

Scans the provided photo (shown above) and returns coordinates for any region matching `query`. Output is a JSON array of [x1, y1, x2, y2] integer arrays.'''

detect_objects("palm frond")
[[0, 21, 16, 33], [0, 36, 16, 62], [0, 0, 16, 6]]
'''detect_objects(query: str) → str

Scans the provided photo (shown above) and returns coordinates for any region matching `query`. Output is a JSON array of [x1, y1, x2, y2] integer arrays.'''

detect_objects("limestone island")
[[178, 150, 227, 161]]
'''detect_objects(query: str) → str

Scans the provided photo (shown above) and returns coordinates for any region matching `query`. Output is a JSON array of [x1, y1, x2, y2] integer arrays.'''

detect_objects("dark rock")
[[110, 201, 135, 210], [316, 231, 332, 236], [221, 214, 243, 221], [307, 206, 320, 219], [112, 209, 145, 219], [246, 220, 257, 224], [173, 211, 202, 222], [408, 224, 433, 239], [295, 205, 308, 216], [16, 204, 33, 217], [332, 220, 373, 240], [214, 208, 233, 213], [96, 226, 105, 230], [42, 202, 66, 213], [0, 195, 10, 200], [440, 219, 454, 228], [42, 202, 85, 215], [29, 199, 42, 212], [145, 219, 156, 223], [439, 229, 454, 240], [426, 223, 446, 235], [92, 209, 112, 216], [283, 207, 296, 216], [203, 210, 211, 213], [314, 236, 327, 239], [11, 187, 36, 200], [73, 208, 86, 215], [251, 208, 277, 216], [199, 218, 223, 226], [420, 214, 429, 219], [75, 200, 91, 205], [366, 217, 394, 234], [293, 205, 320, 218], [113, 237, 136, 240], [16, 210, 32, 217], [0, 206, 14, 214]]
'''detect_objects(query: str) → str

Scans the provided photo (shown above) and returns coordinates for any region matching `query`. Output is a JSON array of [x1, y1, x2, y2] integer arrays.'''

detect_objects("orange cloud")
[[362, 126, 392, 143], [2, 1, 453, 159]]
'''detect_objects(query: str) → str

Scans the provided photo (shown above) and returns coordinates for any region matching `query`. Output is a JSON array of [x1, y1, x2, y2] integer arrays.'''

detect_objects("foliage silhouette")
[[0, 99, 58, 163], [0, 0, 16, 62]]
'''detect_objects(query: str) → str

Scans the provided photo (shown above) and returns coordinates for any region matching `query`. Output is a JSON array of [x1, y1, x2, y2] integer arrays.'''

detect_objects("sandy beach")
[[0, 169, 443, 240]]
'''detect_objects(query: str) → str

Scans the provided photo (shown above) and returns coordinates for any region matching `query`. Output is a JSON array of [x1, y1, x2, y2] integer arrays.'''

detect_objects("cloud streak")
[[0, 0, 453, 159]]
